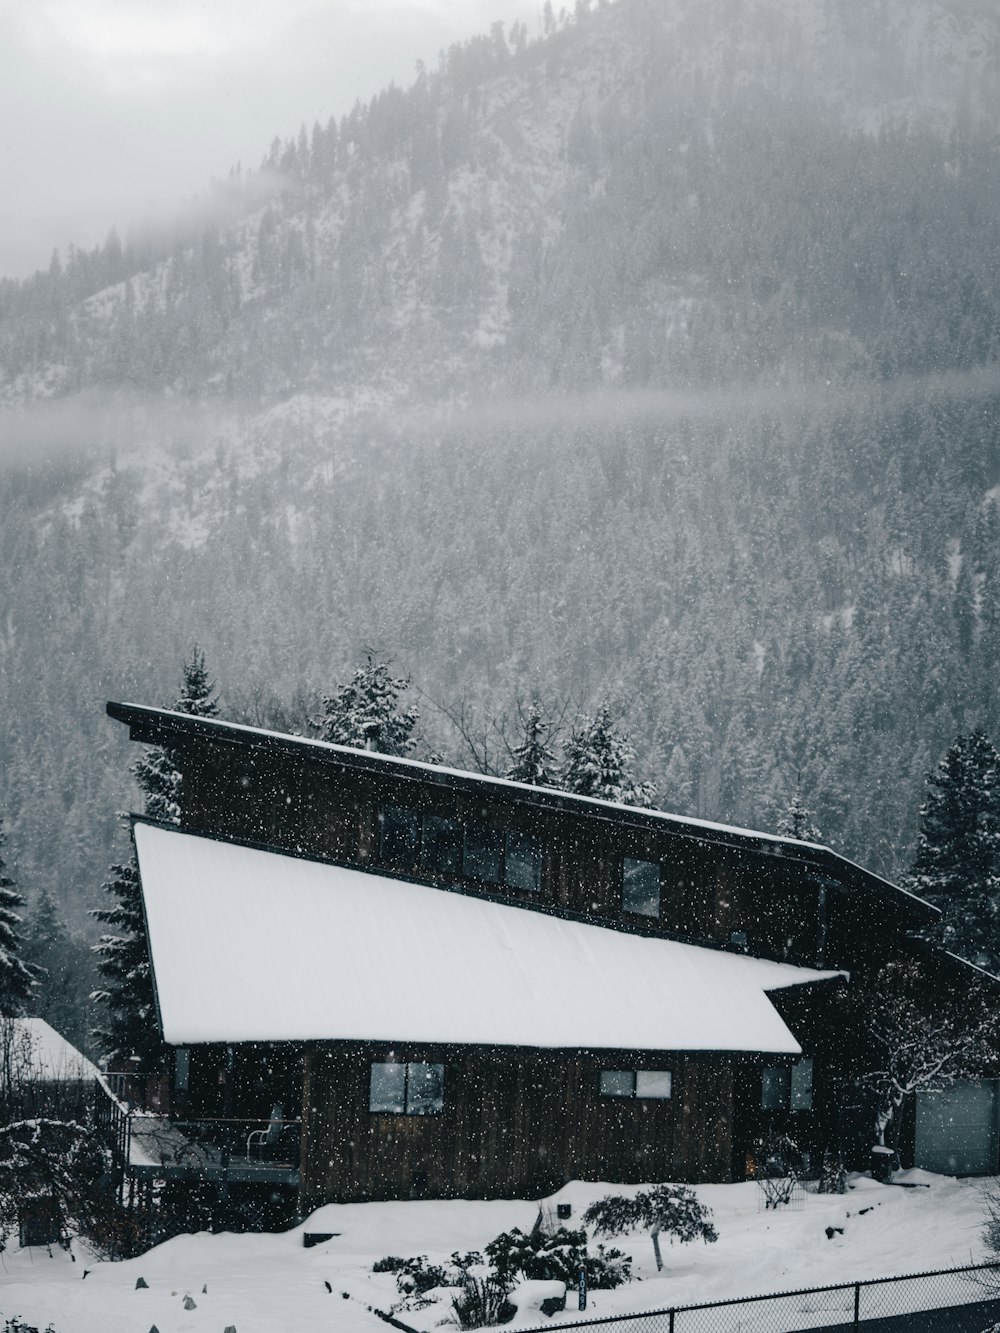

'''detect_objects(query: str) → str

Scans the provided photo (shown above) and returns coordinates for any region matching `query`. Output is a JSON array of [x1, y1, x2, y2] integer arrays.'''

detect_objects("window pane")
[[600, 1070, 635, 1098], [464, 821, 502, 882], [406, 1062, 444, 1115], [381, 807, 420, 869], [370, 1062, 407, 1113], [635, 1070, 672, 1099], [790, 1057, 814, 1111], [761, 1066, 791, 1111], [623, 857, 660, 917], [504, 829, 541, 892], [422, 815, 462, 874]]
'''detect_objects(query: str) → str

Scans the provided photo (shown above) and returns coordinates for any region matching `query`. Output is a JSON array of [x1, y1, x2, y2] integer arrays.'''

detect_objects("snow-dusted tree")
[[92, 649, 217, 1067], [777, 783, 822, 842], [908, 730, 1000, 968], [858, 959, 999, 1153], [133, 644, 220, 823], [561, 704, 657, 808], [91, 858, 163, 1069], [505, 700, 558, 787], [0, 1115, 106, 1250], [583, 1184, 717, 1272], [316, 654, 419, 756], [0, 820, 36, 1018]]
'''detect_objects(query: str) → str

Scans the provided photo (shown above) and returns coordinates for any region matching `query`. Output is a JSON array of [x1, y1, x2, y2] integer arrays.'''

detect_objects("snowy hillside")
[[1, 0, 1000, 959]]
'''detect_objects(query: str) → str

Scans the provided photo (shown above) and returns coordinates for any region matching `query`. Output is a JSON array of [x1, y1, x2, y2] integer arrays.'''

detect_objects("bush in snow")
[[451, 1274, 515, 1329], [373, 1251, 484, 1309], [816, 1150, 848, 1195], [484, 1224, 631, 1289], [754, 1132, 802, 1209], [584, 1185, 718, 1273]]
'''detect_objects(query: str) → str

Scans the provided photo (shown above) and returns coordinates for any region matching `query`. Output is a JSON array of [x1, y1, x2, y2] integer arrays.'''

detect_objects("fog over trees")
[[1, 0, 999, 1033]]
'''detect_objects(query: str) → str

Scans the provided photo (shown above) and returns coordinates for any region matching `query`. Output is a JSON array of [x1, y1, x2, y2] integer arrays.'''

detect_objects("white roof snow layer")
[[133, 822, 841, 1053], [12, 1017, 99, 1082]]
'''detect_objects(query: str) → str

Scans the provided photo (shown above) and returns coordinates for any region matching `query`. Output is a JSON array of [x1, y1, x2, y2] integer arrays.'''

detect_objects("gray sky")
[[0, 0, 539, 280]]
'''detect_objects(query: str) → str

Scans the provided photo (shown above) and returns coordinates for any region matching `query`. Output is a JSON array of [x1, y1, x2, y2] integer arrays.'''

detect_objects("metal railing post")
[[853, 1281, 860, 1329], [668, 1310, 674, 1333]]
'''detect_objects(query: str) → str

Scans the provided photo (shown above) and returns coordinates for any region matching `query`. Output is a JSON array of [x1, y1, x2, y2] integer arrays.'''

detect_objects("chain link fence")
[[532, 1262, 1000, 1333]]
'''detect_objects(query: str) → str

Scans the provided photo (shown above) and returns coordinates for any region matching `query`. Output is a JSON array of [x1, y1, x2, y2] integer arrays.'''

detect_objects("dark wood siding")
[[175, 737, 832, 968], [299, 1041, 740, 1207]]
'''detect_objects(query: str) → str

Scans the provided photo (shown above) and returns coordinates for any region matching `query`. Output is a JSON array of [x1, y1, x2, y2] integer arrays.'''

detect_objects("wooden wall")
[[174, 736, 835, 969], [299, 1040, 740, 1207]]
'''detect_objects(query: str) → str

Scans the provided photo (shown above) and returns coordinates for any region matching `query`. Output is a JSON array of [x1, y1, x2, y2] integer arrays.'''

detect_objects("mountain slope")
[[1, 0, 1000, 943]]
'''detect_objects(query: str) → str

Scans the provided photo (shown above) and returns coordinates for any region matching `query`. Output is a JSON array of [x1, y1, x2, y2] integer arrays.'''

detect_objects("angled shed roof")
[[108, 700, 937, 921], [133, 821, 842, 1053]]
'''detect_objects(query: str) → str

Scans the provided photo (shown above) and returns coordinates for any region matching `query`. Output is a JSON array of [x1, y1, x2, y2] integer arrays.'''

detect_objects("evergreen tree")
[[0, 820, 36, 1017], [23, 887, 95, 1052], [777, 783, 823, 843], [92, 648, 217, 1067], [909, 730, 1000, 968], [91, 858, 163, 1068], [505, 700, 558, 787], [316, 654, 419, 756], [133, 644, 220, 823], [561, 704, 657, 808]]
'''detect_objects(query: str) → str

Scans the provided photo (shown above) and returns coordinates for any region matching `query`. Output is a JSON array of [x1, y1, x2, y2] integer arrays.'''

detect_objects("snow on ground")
[[0, 1174, 993, 1333]]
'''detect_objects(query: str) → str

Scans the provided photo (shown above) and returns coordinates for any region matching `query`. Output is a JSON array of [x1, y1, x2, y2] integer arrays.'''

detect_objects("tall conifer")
[[0, 819, 36, 1017], [909, 730, 1000, 968], [92, 647, 219, 1067]]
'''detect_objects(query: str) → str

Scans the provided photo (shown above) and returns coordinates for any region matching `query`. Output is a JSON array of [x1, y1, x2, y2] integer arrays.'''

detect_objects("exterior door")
[[915, 1080, 1000, 1176]]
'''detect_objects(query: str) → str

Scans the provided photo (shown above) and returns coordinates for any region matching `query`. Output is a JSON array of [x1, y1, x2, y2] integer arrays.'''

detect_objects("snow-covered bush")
[[451, 1274, 514, 1329], [816, 1151, 847, 1195], [484, 1225, 631, 1289], [584, 1185, 718, 1273], [373, 1251, 484, 1309]]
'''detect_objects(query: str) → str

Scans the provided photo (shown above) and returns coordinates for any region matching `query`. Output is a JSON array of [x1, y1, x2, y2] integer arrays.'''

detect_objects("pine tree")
[[91, 858, 162, 1068], [909, 730, 1000, 969], [0, 820, 36, 1017], [777, 783, 823, 843], [316, 654, 419, 756], [92, 647, 218, 1067], [133, 644, 220, 823], [560, 704, 657, 808], [505, 701, 558, 787]]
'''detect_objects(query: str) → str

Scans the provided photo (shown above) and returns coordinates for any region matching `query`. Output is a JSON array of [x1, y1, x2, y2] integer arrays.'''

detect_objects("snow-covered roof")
[[10, 1017, 99, 1082], [133, 821, 842, 1054], [107, 700, 937, 917]]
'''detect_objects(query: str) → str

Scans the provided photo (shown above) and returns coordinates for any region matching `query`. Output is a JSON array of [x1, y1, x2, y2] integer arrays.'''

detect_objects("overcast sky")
[[0, 0, 539, 280]]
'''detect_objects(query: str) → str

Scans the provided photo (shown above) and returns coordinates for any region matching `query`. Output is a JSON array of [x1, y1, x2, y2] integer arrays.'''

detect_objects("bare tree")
[[858, 960, 999, 1153]]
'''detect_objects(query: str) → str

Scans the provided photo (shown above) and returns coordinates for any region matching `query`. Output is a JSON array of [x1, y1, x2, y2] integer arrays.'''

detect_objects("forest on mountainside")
[[1, 0, 1000, 1034]]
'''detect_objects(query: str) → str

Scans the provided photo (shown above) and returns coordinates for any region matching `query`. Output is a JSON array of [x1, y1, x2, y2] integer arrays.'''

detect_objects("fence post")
[[668, 1309, 675, 1333], [853, 1281, 860, 1329]]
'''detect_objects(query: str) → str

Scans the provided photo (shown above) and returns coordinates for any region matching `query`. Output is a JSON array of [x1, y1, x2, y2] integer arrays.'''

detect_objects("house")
[[104, 699, 982, 1226]]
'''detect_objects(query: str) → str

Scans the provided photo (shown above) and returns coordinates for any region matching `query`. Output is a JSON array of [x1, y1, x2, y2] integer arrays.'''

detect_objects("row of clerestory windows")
[[379, 805, 664, 918], [380, 805, 542, 892]]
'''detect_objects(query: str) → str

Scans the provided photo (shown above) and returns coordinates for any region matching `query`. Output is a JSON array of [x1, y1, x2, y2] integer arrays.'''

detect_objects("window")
[[622, 857, 660, 917], [380, 806, 420, 869], [599, 1069, 672, 1099], [504, 828, 542, 892], [761, 1058, 813, 1112], [369, 1061, 444, 1115], [464, 821, 503, 883], [421, 814, 462, 874]]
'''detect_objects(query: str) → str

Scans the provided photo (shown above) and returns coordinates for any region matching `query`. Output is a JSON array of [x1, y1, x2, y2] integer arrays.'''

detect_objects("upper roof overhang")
[[107, 699, 938, 925]]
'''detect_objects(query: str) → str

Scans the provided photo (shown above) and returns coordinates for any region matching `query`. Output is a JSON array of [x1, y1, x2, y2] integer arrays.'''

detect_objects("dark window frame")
[[599, 1068, 672, 1100], [378, 805, 543, 894], [369, 1060, 445, 1116], [622, 855, 661, 918]]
